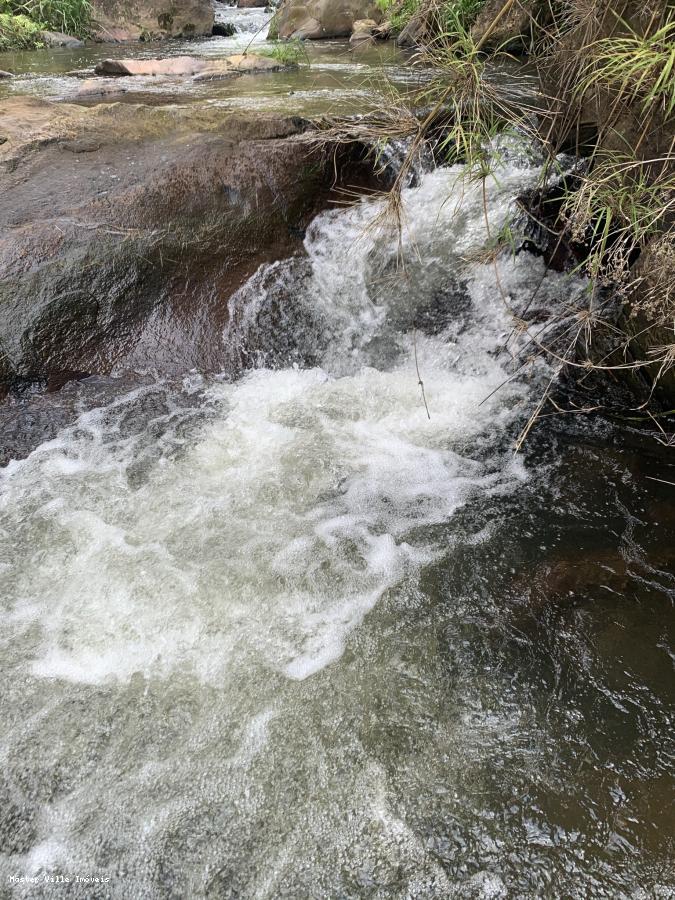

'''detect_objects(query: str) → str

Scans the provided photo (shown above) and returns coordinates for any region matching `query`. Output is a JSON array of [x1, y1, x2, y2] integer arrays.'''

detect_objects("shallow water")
[[0, 23, 418, 114], [1, 144, 674, 898]]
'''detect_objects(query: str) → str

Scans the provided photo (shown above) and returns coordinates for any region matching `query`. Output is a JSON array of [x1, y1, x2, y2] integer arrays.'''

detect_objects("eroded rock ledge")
[[0, 97, 338, 383]]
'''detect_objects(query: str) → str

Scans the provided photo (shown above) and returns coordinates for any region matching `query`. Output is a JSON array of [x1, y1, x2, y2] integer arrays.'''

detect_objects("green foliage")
[[0, 11, 44, 49], [577, 18, 675, 120], [375, 0, 484, 34], [563, 155, 675, 287], [440, 0, 484, 33], [257, 39, 308, 67], [0, 0, 91, 38]]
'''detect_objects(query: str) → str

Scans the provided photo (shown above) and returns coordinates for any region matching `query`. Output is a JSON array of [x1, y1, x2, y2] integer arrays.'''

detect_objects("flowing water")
[[0, 17, 417, 113], [1, 129, 674, 900]]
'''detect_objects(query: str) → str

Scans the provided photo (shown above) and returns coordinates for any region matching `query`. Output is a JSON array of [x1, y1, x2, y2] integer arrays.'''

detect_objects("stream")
[[0, 17, 674, 900]]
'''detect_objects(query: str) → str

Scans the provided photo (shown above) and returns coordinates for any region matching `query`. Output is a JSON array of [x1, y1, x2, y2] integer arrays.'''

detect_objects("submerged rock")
[[274, 0, 381, 39], [0, 97, 332, 382], [75, 78, 129, 97]]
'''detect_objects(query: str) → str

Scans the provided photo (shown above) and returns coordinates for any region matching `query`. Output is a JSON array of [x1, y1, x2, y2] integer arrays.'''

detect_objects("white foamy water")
[[0, 157, 610, 898], [213, 3, 271, 41]]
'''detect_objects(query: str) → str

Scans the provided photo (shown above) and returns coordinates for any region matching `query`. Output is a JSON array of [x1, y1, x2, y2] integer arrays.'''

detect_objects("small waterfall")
[[213, 2, 271, 39], [9, 152, 666, 900]]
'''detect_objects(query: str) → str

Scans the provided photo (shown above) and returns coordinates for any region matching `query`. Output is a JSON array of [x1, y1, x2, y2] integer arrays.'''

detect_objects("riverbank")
[[308, 0, 675, 417]]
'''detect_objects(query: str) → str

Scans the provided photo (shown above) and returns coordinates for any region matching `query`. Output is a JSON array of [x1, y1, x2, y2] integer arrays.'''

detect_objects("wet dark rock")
[[237, 0, 267, 7], [212, 21, 237, 34], [40, 30, 85, 47], [0, 70, 13, 79], [0, 97, 334, 383]]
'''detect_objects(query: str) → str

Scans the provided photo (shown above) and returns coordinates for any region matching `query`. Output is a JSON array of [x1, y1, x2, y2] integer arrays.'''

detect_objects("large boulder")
[[470, 0, 549, 50], [274, 0, 381, 39], [0, 97, 333, 382], [91, 0, 214, 41]]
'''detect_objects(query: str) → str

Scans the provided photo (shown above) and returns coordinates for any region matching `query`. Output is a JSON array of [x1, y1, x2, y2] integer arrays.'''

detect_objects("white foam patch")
[[0, 159, 583, 690]]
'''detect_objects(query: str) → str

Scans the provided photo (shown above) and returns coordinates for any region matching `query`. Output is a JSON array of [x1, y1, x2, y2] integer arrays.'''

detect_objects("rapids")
[[1, 152, 674, 898]]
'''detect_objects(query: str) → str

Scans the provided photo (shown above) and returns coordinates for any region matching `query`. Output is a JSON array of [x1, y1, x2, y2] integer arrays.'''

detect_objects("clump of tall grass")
[[257, 39, 309, 67], [576, 17, 675, 120], [562, 154, 675, 288], [312, 0, 675, 430], [375, 0, 484, 36], [0, 10, 43, 48], [0, 0, 90, 37]]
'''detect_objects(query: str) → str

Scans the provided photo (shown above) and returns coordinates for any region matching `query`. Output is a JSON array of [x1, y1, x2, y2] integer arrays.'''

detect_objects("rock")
[[470, 0, 547, 50], [93, 54, 284, 79], [91, 0, 214, 41], [212, 21, 236, 35], [0, 97, 335, 381], [40, 30, 84, 47], [274, 0, 381, 39], [238, 0, 267, 6], [193, 54, 286, 80], [75, 78, 129, 97], [396, 14, 427, 48], [95, 56, 208, 76], [58, 138, 102, 152], [349, 17, 375, 41], [0, 71, 13, 79]]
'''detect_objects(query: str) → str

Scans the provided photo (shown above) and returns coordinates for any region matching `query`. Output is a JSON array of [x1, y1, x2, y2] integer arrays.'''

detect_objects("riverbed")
[[0, 18, 674, 900]]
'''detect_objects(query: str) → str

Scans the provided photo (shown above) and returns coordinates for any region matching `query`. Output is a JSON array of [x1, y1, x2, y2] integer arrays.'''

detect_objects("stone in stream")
[[0, 96, 371, 382], [274, 0, 381, 39], [94, 56, 209, 76], [193, 54, 287, 80], [94, 54, 286, 79], [349, 17, 376, 42], [212, 21, 237, 35], [40, 30, 84, 47], [0, 71, 13, 79], [237, 0, 267, 6], [75, 78, 129, 98]]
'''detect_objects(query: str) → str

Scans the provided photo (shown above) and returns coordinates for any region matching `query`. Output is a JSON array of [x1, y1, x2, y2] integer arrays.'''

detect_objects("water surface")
[[1, 152, 673, 898]]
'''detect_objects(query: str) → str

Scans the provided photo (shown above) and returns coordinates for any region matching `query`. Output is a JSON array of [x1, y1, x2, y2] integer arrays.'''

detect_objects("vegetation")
[[0, 11, 44, 49], [257, 39, 309, 67], [0, 0, 90, 47], [375, 0, 484, 35], [317, 0, 675, 437]]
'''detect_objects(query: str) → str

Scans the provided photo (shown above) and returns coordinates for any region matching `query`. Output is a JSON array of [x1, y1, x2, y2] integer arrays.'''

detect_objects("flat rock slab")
[[194, 54, 285, 80], [94, 54, 284, 80], [95, 56, 209, 76]]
